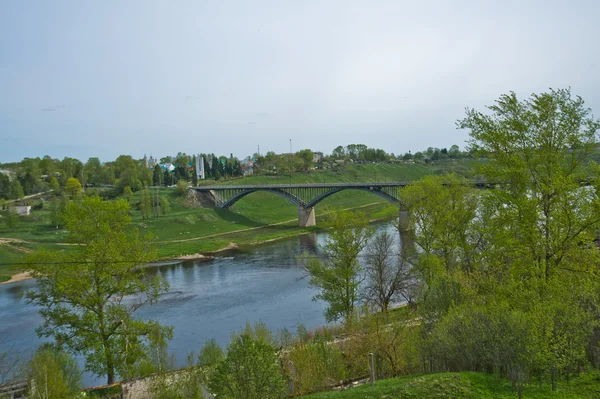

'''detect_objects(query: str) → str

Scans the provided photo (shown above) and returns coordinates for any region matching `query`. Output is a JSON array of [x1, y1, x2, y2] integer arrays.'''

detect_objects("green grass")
[[301, 371, 600, 399], [0, 161, 478, 278]]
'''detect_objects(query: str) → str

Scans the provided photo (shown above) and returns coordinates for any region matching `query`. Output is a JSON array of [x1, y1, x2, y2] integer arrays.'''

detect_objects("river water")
[[0, 223, 399, 387]]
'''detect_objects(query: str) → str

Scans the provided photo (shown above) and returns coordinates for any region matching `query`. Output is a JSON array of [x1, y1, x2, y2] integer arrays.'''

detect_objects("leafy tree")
[[26, 196, 171, 384], [140, 188, 152, 219], [4, 204, 19, 230], [159, 196, 170, 216], [11, 179, 24, 199], [304, 210, 373, 323], [48, 176, 60, 194], [65, 177, 82, 198], [331, 145, 345, 159], [210, 334, 285, 399], [296, 149, 314, 172], [153, 164, 162, 186], [363, 231, 411, 313], [84, 157, 103, 186], [163, 169, 172, 186], [0, 173, 10, 199], [28, 346, 82, 399], [49, 194, 68, 229], [123, 185, 133, 202], [459, 88, 600, 283], [198, 338, 224, 370]]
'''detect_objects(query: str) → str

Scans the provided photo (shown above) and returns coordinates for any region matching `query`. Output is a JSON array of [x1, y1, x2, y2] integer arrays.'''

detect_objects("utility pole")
[[289, 139, 293, 185]]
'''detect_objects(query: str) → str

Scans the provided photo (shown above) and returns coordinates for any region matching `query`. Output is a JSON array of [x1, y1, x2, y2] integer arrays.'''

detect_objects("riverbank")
[[3, 163, 446, 280], [0, 202, 398, 283]]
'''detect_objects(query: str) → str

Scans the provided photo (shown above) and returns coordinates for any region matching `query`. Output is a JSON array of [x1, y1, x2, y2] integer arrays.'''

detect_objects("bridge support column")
[[398, 210, 415, 256], [298, 207, 316, 227], [398, 210, 410, 232]]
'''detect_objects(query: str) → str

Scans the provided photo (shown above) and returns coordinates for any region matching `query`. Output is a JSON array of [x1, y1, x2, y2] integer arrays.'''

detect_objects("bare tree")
[[363, 231, 411, 313]]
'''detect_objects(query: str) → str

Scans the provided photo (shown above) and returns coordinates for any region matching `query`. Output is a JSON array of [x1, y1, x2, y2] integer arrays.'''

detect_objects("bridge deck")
[[193, 182, 412, 190]]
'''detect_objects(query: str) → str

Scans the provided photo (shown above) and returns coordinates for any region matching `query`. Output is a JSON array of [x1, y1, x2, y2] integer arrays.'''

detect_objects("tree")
[[304, 210, 373, 323], [4, 204, 19, 230], [332, 145, 345, 159], [26, 196, 171, 384], [153, 164, 162, 186], [11, 179, 24, 199], [123, 185, 134, 202], [363, 231, 411, 313], [28, 346, 82, 399], [49, 195, 68, 229], [84, 157, 103, 186], [210, 334, 285, 399], [458, 88, 600, 283], [159, 196, 170, 216], [296, 149, 314, 172], [48, 176, 60, 194], [140, 188, 152, 219], [65, 177, 82, 198]]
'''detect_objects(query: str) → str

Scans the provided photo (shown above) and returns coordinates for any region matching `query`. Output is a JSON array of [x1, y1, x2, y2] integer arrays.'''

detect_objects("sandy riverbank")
[[0, 271, 32, 285]]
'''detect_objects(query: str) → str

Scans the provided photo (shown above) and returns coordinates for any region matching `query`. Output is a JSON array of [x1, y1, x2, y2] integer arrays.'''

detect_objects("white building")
[[15, 205, 31, 216]]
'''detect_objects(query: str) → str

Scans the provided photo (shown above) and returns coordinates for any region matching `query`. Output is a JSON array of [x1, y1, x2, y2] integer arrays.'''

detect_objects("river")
[[0, 222, 399, 387]]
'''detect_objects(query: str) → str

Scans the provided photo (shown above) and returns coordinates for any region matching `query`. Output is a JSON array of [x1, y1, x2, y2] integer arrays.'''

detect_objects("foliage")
[[401, 89, 600, 394], [49, 194, 68, 229], [123, 185, 133, 201], [209, 334, 286, 399], [300, 371, 600, 399], [159, 196, 170, 215], [26, 196, 171, 385], [28, 346, 82, 399], [283, 337, 347, 395], [139, 188, 152, 220], [4, 204, 19, 230], [198, 338, 224, 370], [65, 177, 82, 198], [175, 180, 188, 196], [304, 210, 374, 323]]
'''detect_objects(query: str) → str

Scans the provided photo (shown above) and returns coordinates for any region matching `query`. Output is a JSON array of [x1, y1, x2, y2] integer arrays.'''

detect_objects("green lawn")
[[0, 161, 479, 279], [301, 371, 600, 399]]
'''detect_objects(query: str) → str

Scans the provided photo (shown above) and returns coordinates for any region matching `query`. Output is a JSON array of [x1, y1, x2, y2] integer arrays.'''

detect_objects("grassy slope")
[[301, 372, 600, 399], [0, 160, 480, 280]]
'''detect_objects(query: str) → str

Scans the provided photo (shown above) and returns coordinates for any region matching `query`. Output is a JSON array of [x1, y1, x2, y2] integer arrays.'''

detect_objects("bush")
[[210, 334, 285, 399], [28, 346, 82, 399], [32, 199, 44, 210]]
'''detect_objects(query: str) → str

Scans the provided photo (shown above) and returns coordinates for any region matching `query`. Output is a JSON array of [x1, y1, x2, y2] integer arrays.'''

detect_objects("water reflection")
[[0, 225, 403, 387]]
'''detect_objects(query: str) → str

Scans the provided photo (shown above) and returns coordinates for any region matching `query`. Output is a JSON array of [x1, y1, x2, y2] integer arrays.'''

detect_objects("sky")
[[1, 0, 599, 163]]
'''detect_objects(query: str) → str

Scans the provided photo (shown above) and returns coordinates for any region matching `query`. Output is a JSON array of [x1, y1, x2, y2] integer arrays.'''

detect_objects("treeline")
[[0, 152, 247, 200], [330, 143, 473, 163]]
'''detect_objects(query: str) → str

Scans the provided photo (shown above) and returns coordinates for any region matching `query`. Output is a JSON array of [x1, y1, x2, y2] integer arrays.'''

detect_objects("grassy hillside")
[[0, 160, 481, 281], [301, 372, 600, 399]]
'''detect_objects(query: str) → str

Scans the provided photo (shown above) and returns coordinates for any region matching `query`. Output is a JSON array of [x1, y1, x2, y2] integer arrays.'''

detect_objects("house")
[[160, 163, 175, 172], [15, 205, 31, 216], [242, 165, 254, 176]]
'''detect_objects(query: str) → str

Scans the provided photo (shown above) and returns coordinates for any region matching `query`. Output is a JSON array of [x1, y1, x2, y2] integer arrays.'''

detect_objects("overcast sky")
[[1, 1, 599, 163]]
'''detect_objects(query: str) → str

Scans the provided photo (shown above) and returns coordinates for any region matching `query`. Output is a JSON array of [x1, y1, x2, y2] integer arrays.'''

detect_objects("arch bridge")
[[193, 182, 411, 228]]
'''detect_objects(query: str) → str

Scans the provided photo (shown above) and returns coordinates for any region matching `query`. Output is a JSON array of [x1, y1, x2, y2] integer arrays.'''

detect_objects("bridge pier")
[[398, 210, 410, 232], [298, 207, 316, 227], [398, 210, 415, 256]]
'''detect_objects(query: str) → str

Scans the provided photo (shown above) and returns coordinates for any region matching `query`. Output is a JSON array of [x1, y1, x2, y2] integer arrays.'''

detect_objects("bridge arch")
[[304, 187, 403, 208], [221, 188, 305, 209]]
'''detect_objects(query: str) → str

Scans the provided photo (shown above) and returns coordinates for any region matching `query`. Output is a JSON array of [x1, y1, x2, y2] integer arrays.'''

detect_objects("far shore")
[[0, 271, 32, 285], [1, 211, 396, 285]]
